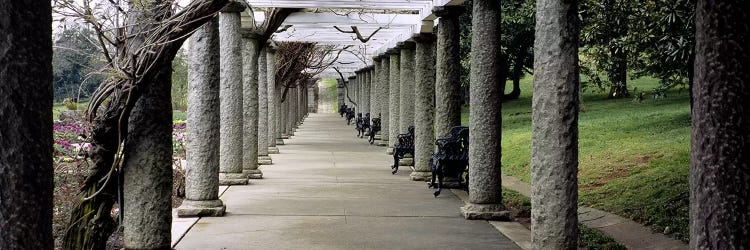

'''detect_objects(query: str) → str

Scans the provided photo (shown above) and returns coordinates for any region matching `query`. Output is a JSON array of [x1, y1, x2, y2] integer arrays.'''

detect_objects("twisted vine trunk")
[[62, 1, 228, 249], [0, 0, 54, 248]]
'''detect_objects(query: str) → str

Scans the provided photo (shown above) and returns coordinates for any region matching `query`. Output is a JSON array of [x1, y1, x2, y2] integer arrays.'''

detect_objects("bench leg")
[[392, 151, 400, 174]]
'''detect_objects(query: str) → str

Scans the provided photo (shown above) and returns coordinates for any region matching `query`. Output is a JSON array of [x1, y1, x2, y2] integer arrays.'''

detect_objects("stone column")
[[531, 0, 580, 247], [287, 86, 296, 135], [378, 54, 391, 147], [337, 79, 345, 112], [411, 33, 437, 181], [0, 1, 54, 247], [266, 46, 279, 154], [372, 58, 382, 121], [218, 5, 248, 185], [387, 48, 401, 154], [178, 19, 226, 217], [461, 0, 509, 221], [363, 68, 371, 115], [349, 76, 357, 112], [240, 31, 262, 179], [276, 82, 289, 143], [399, 41, 416, 134], [434, 6, 465, 138], [257, 48, 272, 165], [353, 74, 359, 112], [281, 88, 289, 138], [690, 0, 750, 248]]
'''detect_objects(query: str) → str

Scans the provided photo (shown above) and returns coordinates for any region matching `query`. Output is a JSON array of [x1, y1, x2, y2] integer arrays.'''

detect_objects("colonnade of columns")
[[176, 3, 311, 217], [339, 3, 510, 220]]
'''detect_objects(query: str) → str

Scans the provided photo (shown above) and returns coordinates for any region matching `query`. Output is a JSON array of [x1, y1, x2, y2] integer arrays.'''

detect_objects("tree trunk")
[[531, 0, 580, 248], [690, 0, 750, 248], [0, 0, 54, 248], [607, 45, 629, 98], [504, 60, 522, 101]]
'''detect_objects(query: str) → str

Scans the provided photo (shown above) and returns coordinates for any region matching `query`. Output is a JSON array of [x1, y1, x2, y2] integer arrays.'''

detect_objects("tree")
[[580, 0, 632, 98], [627, 0, 694, 98], [52, 25, 104, 102], [459, 0, 535, 101], [0, 0, 54, 248], [53, 0, 230, 248], [172, 49, 188, 110], [690, 0, 749, 248]]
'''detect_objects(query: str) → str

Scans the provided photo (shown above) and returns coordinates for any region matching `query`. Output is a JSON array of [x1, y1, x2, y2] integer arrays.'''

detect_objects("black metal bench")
[[368, 115, 381, 144], [345, 108, 355, 125], [339, 104, 348, 117], [356, 113, 370, 138], [391, 126, 415, 175], [429, 126, 469, 197]]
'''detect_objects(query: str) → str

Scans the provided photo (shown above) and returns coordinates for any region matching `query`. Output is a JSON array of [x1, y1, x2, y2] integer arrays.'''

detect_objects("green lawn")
[[461, 76, 691, 241]]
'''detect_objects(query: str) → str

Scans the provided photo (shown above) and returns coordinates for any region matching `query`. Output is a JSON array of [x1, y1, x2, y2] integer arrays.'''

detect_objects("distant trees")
[[171, 49, 188, 110], [52, 25, 103, 102], [459, 0, 535, 102]]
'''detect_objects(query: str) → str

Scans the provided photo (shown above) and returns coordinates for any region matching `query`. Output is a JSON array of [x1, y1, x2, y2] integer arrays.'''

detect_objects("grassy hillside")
[[461, 76, 691, 241]]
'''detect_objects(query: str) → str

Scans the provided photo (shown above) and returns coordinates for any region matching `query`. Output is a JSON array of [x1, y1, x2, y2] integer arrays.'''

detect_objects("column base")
[[460, 203, 511, 221], [177, 199, 226, 218], [219, 172, 249, 185], [377, 140, 389, 147], [258, 156, 273, 165], [243, 169, 263, 179], [268, 147, 280, 154], [409, 171, 431, 181], [386, 147, 394, 155], [276, 138, 285, 145], [374, 134, 382, 140], [281, 134, 290, 139]]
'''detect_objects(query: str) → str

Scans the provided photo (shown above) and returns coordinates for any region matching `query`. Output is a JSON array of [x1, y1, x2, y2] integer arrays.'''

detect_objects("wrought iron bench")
[[391, 126, 415, 175], [339, 104, 348, 117], [356, 113, 370, 138], [428, 126, 469, 197], [368, 115, 381, 144], [345, 108, 355, 125]]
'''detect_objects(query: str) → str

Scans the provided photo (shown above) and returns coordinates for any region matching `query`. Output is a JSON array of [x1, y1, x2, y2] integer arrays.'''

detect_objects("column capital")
[[396, 41, 416, 50], [386, 47, 401, 55], [348, 76, 357, 80], [221, 1, 247, 13], [412, 33, 437, 43], [373, 55, 383, 61], [433, 5, 465, 18]]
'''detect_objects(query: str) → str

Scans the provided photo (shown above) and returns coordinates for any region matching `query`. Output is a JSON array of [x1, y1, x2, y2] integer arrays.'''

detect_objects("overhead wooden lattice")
[[242, 0, 465, 78]]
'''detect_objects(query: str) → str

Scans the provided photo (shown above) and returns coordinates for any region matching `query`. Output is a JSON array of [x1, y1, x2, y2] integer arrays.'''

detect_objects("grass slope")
[[461, 76, 690, 241]]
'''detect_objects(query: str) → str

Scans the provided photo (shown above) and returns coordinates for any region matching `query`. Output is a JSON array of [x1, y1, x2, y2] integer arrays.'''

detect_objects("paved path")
[[174, 113, 518, 249]]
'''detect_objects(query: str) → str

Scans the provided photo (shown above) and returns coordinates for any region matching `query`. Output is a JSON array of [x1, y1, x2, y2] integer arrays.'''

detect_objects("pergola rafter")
[[239, 0, 465, 76]]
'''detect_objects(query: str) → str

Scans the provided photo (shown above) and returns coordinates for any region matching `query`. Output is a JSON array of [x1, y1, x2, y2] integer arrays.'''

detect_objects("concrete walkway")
[[174, 113, 519, 249]]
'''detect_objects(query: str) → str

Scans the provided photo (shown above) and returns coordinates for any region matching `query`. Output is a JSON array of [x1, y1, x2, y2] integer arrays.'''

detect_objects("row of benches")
[[339, 104, 468, 198]]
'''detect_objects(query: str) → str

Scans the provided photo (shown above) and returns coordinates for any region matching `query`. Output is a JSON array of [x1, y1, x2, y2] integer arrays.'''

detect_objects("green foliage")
[[459, 0, 534, 95], [462, 76, 690, 242], [171, 49, 188, 110], [62, 98, 78, 110], [579, 225, 628, 250], [52, 25, 103, 102]]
